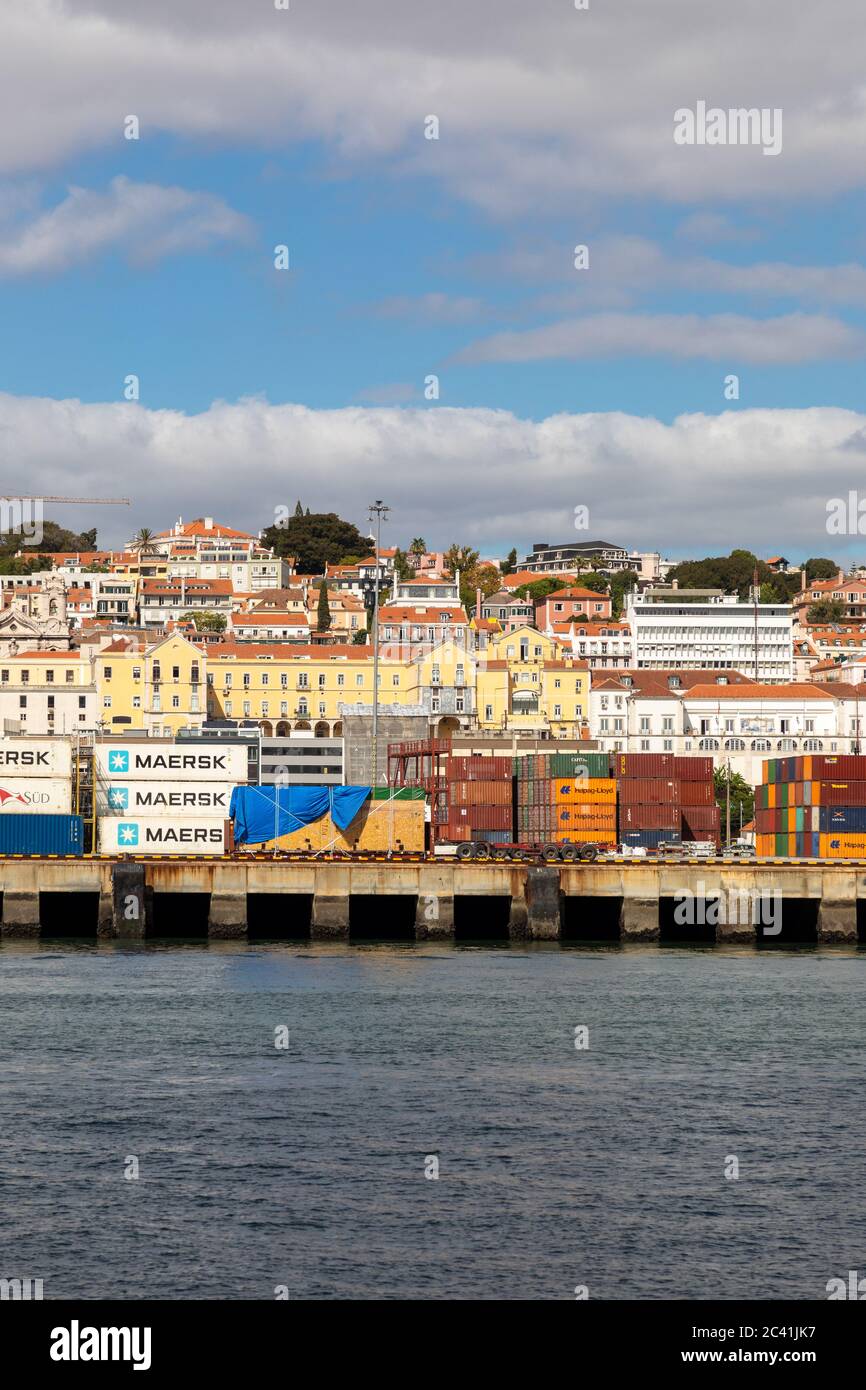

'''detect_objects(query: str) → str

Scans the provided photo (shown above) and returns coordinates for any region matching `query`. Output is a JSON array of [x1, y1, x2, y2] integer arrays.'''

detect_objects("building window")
[[485, 704, 493, 720], [172, 695, 180, 709], [104, 667, 111, 680]]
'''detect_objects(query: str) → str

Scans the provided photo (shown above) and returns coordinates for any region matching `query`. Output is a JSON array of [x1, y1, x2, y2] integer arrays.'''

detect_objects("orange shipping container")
[[819, 832, 866, 859]]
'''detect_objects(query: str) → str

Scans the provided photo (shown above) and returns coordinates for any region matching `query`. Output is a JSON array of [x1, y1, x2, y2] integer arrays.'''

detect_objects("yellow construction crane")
[[0, 496, 130, 505]]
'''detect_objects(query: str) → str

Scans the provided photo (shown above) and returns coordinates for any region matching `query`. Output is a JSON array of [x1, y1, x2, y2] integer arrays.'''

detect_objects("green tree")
[[316, 580, 331, 632], [804, 557, 839, 581], [392, 547, 414, 581], [13, 520, 99, 554], [500, 546, 518, 576], [714, 767, 754, 835], [294, 500, 304, 518], [514, 576, 575, 603], [263, 511, 374, 574], [181, 610, 226, 632], [410, 537, 426, 557], [352, 628, 369, 644], [132, 527, 159, 559], [608, 568, 640, 618], [807, 599, 846, 624]]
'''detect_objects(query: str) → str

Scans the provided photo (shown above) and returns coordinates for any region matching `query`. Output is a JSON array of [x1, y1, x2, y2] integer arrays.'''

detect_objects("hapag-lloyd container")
[[0, 738, 73, 778], [96, 780, 235, 816], [0, 778, 71, 814], [98, 816, 226, 855], [0, 813, 84, 855], [95, 745, 248, 782]]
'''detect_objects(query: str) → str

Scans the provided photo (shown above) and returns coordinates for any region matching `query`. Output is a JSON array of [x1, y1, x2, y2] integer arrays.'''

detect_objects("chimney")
[[205, 516, 214, 529], [476, 585, 482, 619], [801, 568, 807, 591]]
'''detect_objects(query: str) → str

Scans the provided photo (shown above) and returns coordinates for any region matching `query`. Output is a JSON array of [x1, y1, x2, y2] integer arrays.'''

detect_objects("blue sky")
[[2, 1, 866, 560]]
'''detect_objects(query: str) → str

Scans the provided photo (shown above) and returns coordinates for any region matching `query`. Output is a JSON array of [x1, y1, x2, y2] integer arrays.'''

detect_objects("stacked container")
[[755, 755, 866, 857], [95, 743, 248, 855], [675, 756, 721, 847], [514, 751, 612, 846], [612, 753, 682, 850], [446, 755, 513, 844]]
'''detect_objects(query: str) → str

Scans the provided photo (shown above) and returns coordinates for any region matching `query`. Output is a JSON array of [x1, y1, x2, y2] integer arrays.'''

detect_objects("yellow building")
[[476, 626, 589, 737], [94, 632, 206, 736], [204, 642, 406, 737]]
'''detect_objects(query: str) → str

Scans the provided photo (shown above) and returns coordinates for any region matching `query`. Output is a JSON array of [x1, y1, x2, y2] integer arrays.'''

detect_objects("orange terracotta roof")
[[686, 683, 833, 699], [207, 642, 375, 659]]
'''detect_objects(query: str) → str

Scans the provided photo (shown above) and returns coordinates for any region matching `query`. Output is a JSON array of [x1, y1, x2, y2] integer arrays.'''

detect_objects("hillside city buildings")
[[1, 516, 864, 783]]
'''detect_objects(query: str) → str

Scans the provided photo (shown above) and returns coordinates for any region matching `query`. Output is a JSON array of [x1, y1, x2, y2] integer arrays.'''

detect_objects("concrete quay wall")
[[0, 858, 862, 944]]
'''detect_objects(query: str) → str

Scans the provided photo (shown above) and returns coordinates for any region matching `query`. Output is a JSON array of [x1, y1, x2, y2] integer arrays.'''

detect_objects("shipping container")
[[98, 816, 226, 855], [448, 755, 512, 780], [673, 756, 714, 781], [618, 803, 680, 830], [0, 813, 84, 856], [680, 805, 721, 831], [0, 777, 71, 814], [613, 753, 676, 778], [678, 781, 715, 806], [95, 744, 248, 782], [819, 806, 866, 832], [96, 780, 235, 816], [0, 738, 73, 779], [820, 832, 866, 858], [620, 829, 681, 849], [618, 778, 681, 805]]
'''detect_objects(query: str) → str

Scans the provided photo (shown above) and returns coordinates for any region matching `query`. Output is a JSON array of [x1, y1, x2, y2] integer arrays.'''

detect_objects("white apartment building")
[[589, 669, 858, 783], [553, 620, 633, 668], [627, 590, 793, 682], [0, 652, 97, 734]]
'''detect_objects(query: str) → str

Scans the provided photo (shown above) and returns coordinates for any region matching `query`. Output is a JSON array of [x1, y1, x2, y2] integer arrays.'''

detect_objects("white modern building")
[[627, 590, 793, 683]]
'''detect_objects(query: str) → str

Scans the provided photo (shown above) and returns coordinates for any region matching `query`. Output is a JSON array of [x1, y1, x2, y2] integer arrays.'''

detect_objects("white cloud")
[[373, 293, 485, 324], [5, 2, 866, 209], [0, 176, 251, 275], [453, 312, 865, 365], [0, 390, 864, 559]]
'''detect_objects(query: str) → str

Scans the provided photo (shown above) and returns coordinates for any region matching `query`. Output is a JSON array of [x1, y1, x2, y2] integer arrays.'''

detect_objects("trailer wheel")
[[579, 844, 598, 862], [474, 841, 491, 860], [492, 846, 511, 861], [559, 843, 578, 862], [541, 843, 560, 862], [456, 842, 474, 860]]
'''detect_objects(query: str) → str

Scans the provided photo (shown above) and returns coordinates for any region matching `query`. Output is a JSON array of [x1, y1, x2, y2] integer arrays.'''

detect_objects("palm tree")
[[132, 527, 159, 559], [410, 537, 426, 557]]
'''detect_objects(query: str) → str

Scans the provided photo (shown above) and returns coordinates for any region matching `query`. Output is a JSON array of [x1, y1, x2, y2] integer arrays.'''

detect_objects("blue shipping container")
[[621, 829, 682, 850], [819, 805, 866, 833], [0, 814, 84, 856]]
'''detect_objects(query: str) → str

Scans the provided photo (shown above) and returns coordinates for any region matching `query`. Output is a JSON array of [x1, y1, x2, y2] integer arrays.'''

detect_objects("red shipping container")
[[448, 756, 512, 781], [679, 781, 715, 806], [673, 756, 714, 781], [613, 753, 676, 778], [680, 805, 720, 830], [618, 778, 681, 805], [814, 780, 866, 806], [618, 803, 680, 830], [808, 755, 866, 780]]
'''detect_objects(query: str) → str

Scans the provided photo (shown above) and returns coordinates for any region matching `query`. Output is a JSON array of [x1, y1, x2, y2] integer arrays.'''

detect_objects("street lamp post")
[[368, 500, 390, 787]]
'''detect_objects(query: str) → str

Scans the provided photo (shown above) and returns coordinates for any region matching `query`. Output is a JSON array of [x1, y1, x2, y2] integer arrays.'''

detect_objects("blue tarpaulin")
[[229, 784, 372, 844]]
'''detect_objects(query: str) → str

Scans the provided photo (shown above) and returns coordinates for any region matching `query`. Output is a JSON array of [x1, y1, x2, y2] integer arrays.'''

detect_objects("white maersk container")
[[95, 745, 248, 782], [0, 738, 73, 778], [98, 816, 226, 855], [0, 777, 72, 813], [96, 781, 235, 816]]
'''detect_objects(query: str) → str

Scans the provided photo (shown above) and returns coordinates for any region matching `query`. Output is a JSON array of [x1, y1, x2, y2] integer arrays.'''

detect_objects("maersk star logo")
[[109, 787, 129, 810], [118, 823, 139, 847], [109, 751, 129, 774]]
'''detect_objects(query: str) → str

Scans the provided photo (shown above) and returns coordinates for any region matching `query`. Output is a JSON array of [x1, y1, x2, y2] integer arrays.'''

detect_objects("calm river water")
[[1, 940, 864, 1299]]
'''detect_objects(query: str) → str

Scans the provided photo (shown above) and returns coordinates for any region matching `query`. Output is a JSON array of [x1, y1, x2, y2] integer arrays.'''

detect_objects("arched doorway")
[[260, 720, 273, 737], [436, 716, 460, 737], [314, 721, 330, 738], [332, 721, 343, 737], [276, 722, 290, 736], [294, 721, 311, 733]]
